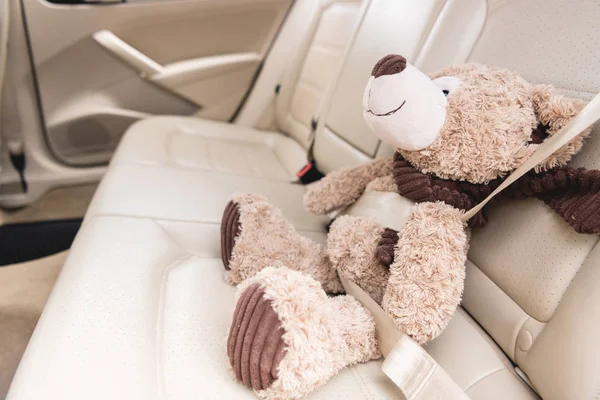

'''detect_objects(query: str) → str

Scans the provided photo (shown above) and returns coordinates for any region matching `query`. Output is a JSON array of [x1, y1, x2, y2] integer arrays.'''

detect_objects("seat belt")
[[296, 0, 373, 184], [341, 91, 600, 399], [0, 0, 26, 193], [0, 0, 28, 193], [461, 91, 600, 222], [0, 0, 9, 175], [2, 81, 28, 193]]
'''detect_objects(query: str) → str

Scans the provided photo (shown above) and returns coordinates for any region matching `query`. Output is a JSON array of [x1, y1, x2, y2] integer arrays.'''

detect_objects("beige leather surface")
[[84, 163, 329, 234], [7, 216, 401, 400], [7, 214, 534, 400], [9, 0, 600, 399], [426, 309, 538, 399], [469, 198, 598, 323], [452, 1, 600, 398], [236, 0, 334, 128], [519, 243, 600, 400], [110, 116, 306, 181], [277, 1, 363, 148]]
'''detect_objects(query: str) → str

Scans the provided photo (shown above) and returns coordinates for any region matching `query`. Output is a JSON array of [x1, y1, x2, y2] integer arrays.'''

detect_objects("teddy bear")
[[219, 54, 600, 400]]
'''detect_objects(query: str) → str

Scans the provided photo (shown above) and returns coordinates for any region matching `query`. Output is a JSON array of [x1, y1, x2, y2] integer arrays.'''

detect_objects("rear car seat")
[[109, 0, 367, 182], [8, 0, 600, 399]]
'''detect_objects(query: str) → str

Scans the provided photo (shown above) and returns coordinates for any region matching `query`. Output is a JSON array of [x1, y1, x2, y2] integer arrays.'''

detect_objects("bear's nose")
[[372, 54, 407, 78]]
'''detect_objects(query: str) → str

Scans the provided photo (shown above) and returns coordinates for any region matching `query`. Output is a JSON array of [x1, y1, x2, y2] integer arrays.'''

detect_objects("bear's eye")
[[433, 76, 462, 97]]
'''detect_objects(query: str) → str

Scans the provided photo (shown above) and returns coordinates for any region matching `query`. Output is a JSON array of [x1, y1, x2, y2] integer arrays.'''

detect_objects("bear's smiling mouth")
[[367, 100, 407, 117]]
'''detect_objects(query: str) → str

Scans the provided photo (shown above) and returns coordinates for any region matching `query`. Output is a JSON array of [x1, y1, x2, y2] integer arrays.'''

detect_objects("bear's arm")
[[303, 158, 394, 214], [521, 167, 600, 234], [394, 154, 487, 227]]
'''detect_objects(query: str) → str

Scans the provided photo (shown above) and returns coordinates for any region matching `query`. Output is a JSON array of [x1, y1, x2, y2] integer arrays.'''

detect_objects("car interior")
[[0, 0, 599, 399]]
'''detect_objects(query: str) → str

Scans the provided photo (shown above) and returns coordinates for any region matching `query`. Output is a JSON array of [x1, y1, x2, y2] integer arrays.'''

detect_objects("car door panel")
[[21, 0, 292, 165]]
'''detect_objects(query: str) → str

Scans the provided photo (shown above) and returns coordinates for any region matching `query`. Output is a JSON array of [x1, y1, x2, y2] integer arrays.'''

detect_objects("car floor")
[[0, 184, 97, 398], [0, 184, 97, 225]]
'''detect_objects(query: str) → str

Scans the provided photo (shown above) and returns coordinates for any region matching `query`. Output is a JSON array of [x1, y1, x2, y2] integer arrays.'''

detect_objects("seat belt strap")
[[340, 91, 600, 399], [340, 274, 469, 400], [462, 91, 600, 222], [304, 0, 373, 163], [296, 0, 372, 183], [2, 79, 28, 193]]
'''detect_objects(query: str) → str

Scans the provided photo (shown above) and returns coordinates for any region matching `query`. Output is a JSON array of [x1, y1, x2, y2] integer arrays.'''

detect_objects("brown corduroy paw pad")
[[221, 201, 242, 270], [375, 228, 399, 267], [228, 284, 287, 391]]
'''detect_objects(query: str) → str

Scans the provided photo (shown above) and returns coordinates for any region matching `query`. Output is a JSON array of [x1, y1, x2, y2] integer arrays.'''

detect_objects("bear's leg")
[[221, 193, 342, 293], [383, 202, 468, 344], [228, 267, 380, 400], [326, 215, 392, 304]]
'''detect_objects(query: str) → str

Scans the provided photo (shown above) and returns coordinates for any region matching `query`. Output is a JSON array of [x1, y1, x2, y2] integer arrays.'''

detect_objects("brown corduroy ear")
[[531, 85, 594, 170]]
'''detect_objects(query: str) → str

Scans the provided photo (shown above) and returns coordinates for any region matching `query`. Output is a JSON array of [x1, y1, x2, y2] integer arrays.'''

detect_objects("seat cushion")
[[111, 116, 307, 181], [7, 215, 537, 400], [84, 163, 328, 235]]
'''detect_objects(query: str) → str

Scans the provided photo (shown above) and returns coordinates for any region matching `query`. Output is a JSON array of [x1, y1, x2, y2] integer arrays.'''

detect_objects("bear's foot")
[[228, 267, 380, 399], [220, 194, 342, 293], [221, 199, 242, 271]]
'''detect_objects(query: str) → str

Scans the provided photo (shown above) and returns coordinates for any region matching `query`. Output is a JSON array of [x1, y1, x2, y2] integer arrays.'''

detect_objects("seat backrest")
[[450, 2, 600, 399], [312, 0, 487, 173], [274, 0, 366, 149], [314, 0, 600, 398]]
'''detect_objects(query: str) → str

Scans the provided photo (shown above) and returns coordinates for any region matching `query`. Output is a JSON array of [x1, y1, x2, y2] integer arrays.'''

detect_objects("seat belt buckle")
[[297, 161, 325, 184], [7, 140, 28, 193]]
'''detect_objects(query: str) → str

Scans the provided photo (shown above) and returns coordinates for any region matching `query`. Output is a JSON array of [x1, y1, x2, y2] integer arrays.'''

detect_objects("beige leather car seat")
[[7, 0, 600, 399], [110, 0, 367, 182]]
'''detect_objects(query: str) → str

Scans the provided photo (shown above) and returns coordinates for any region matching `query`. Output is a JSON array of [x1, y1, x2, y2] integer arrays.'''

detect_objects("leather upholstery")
[[7, 215, 535, 400], [112, 0, 365, 178], [8, 0, 600, 399], [110, 116, 307, 181], [85, 163, 329, 234], [277, 0, 364, 148]]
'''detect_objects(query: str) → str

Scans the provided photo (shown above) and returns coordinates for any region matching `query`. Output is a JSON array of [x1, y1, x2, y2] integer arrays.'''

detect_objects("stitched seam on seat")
[[296, 79, 326, 95], [459, 307, 540, 395], [411, 0, 449, 65], [108, 162, 297, 182], [153, 220, 189, 253], [323, 123, 375, 157], [91, 214, 327, 235], [272, 144, 302, 180], [513, 316, 532, 361], [460, 308, 520, 371], [156, 254, 194, 400], [350, 366, 375, 400], [463, 367, 504, 393], [465, 256, 576, 324], [165, 130, 176, 164]]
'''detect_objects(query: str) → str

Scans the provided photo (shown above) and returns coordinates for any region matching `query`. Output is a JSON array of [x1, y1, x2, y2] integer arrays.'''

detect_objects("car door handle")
[[93, 30, 163, 77], [93, 30, 261, 107]]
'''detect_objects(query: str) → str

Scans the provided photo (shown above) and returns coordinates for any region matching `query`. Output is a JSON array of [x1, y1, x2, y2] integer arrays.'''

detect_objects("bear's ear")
[[531, 84, 593, 169]]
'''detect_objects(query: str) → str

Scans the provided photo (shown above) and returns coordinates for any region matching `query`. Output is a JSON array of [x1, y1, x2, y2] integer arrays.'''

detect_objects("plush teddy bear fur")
[[233, 267, 379, 400], [220, 57, 598, 399], [399, 64, 591, 184]]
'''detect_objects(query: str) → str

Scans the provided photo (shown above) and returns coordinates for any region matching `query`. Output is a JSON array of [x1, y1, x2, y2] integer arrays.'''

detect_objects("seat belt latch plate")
[[297, 162, 325, 184]]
